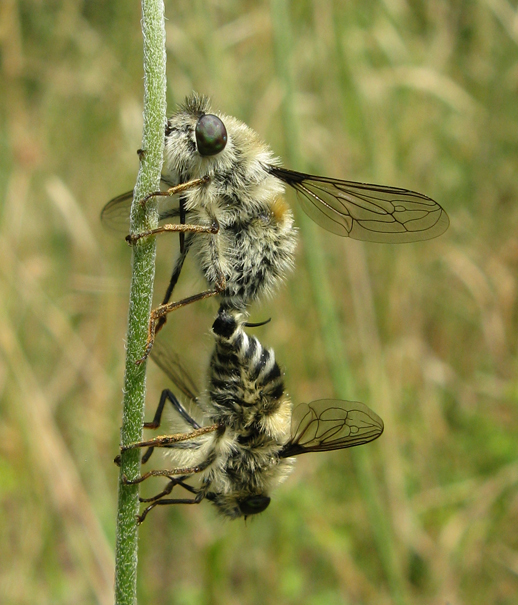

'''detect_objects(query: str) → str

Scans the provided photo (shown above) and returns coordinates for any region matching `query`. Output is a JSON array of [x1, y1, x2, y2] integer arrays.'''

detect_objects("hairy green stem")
[[114, 1, 166, 604]]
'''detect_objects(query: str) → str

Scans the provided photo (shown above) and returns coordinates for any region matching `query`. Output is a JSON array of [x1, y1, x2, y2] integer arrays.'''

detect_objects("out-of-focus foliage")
[[1, 1, 518, 603]]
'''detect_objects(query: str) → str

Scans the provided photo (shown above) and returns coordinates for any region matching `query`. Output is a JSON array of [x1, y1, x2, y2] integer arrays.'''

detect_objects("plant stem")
[[114, 1, 166, 604]]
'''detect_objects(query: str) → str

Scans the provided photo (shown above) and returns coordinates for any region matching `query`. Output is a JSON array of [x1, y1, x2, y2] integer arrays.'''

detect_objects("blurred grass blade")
[[270, 1, 408, 602], [0, 303, 114, 605]]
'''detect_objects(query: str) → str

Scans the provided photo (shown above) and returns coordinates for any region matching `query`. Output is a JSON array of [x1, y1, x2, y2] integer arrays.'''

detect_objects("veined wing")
[[280, 399, 384, 458], [101, 190, 133, 233], [150, 339, 199, 404], [267, 166, 449, 243]]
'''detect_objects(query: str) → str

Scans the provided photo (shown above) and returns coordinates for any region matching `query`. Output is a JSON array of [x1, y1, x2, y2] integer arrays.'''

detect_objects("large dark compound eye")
[[195, 114, 228, 156], [238, 496, 271, 516]]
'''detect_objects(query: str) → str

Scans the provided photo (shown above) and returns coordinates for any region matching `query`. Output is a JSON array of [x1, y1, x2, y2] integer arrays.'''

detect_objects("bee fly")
[[102, 93, 449, 361], [121, 309, 384, 522]]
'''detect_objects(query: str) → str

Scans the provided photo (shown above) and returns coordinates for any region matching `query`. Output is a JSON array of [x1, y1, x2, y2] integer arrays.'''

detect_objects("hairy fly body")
[[102, 93, 449, 360], [122, 310, 384, 521]]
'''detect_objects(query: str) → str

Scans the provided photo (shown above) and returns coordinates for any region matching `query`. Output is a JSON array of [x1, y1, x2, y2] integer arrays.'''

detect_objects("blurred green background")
[[2, 0, 518, 603]]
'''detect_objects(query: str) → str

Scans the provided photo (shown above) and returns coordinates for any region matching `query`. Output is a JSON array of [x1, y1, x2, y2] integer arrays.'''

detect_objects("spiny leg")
[[144, 389, 200, 430], [126, 220, 219, 244], [139, 476, 197, 503], [139, 176, 209, 207], [126, 178, 216, 243], [127, 179, 229, 362], [126, 221, 219, 360], [155, 233, 194, 334], [139, 476, 185, 503], [136, 477, 204, 525], [142, 389, 201, 464], [137, 271, 226, 365], [122, 455, 214, 489], [127, 218, 225, 364], [179, 195, 186, 254], [126, 177, 211, 245], [122, 466, 205, 485], [127, 255, 222, 364], [126, 177, 216, 338], [137, 492, 204, 524], [121, 424, 220, 453]]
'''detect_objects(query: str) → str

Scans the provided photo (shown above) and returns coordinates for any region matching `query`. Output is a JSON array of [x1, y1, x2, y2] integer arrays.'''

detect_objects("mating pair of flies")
[[104, 93, 448, 520]]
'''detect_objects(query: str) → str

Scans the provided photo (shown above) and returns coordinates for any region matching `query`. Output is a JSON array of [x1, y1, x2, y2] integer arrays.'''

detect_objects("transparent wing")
[[267, 166, 449, 243], [100, 190, 134, 233], [150, 339, 199, 404], [100, 184, 182, 233], [280, 399, 384, 458]]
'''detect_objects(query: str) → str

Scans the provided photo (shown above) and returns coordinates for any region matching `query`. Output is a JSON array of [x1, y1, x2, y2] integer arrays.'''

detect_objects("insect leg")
[[139, 176, 209, 207], [122, 454, 214, 493], [126, 177, 213, 243], [139, 476, 185, 502], [122, 465, 206, 485], [125, 220, 218, 244], [137, 261, 227, 365], [155, 233, 194, 335], [139, 477, 196, 504], [179, 195, 186, 254], [144, 389, 200, 430], [173, 479, 198, 495], [121, 424, 220, 453], [138, 285, 226, 364], [142, 389, 201, 464], [138, 476, 197, 505], [135, 217, 226, 363], [137, 492, 204, 524]]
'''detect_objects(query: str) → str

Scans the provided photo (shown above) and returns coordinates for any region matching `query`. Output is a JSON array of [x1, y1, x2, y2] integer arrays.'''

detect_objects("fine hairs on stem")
[[113, 1, 167, 604]]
